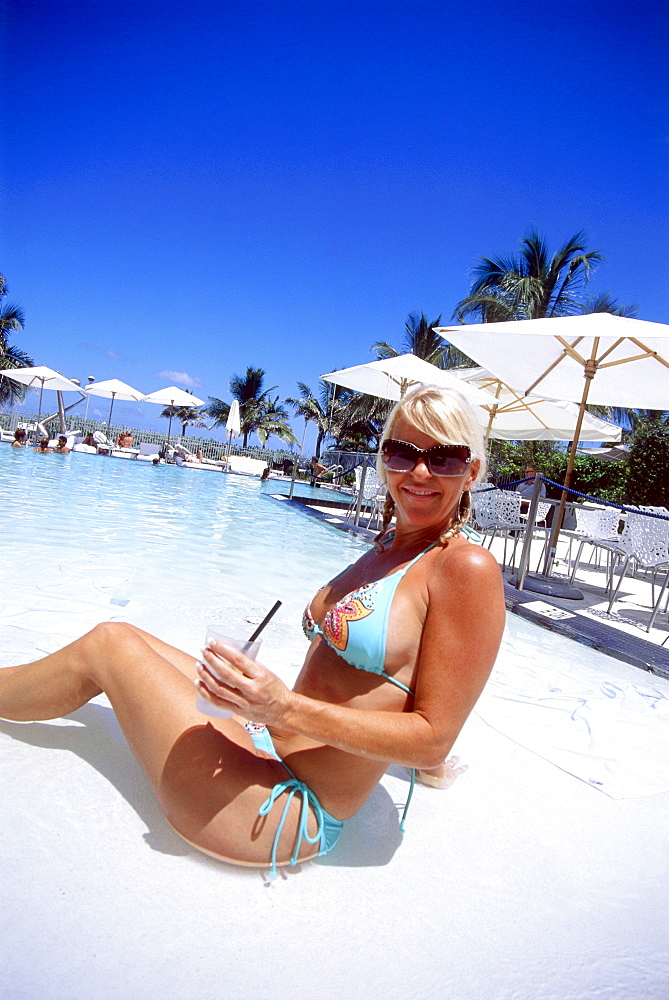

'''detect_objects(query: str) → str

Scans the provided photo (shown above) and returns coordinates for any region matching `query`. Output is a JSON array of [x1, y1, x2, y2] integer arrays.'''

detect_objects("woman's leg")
[[0, 622, 323, 868]]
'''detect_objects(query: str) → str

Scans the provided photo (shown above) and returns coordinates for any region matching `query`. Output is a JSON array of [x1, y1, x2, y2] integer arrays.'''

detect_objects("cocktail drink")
[[196, 627, 262, 718]]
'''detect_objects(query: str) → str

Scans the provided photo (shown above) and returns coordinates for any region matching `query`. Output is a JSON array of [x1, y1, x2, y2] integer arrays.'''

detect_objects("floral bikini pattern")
[[304, 582, 378, 652]]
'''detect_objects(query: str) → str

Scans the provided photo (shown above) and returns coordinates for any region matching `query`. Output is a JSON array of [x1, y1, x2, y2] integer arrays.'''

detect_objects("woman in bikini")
[[0, 386, 505, 875]]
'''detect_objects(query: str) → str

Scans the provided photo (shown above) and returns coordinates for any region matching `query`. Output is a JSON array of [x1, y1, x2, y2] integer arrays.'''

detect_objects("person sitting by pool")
[[54, 435, 71, 454], [11, 428, 27, 449], [83, 433, 96, 447], [34, 438, 52, 453], [116, 431, 134, 448], [0, 386, 505, 876], [311, 455, 333, 479]]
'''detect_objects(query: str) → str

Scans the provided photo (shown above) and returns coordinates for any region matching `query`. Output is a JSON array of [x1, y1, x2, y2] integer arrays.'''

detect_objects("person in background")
[[83, 433, 96, 447], [260, 466, 270, 481], [54, 436, 71, 454], [515, 465, 546, 501], [311, 455, 329, 478], [11, 429, 27, 449], [34, 439, 51, 453], [117, 431, 134, 448]]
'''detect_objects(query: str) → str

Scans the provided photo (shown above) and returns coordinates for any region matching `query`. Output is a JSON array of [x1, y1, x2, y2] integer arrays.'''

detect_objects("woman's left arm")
[[197, 545, 505, 769]]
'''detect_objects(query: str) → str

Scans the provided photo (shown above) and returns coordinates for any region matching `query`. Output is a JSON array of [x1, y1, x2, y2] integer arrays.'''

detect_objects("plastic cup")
[[195, 627, 262, 719]]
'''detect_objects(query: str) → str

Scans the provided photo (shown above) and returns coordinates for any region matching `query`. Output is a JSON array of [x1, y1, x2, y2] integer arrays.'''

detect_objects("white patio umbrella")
[[225, 399, 241, 457], [0, 365, 85, 430], [320, 353, 491, 407], [82, 378, 145, 426], [140, 386, 206, 443], [437, 314, 669, 409], [436, 313, 669, 582], [452, 367, 623, 442]]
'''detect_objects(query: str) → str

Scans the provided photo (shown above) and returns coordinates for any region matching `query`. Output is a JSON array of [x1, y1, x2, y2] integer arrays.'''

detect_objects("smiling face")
[[384, 416, 479, 535]]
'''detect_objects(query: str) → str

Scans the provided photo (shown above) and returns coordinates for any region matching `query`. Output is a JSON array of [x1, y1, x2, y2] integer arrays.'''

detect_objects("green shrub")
[[626, 418, 669, 505], [487, 439, 628, 503]]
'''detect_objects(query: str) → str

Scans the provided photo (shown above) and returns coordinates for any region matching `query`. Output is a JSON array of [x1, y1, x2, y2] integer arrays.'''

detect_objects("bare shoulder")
[[423, 539, 505, 633], [431, 537, 502, 588]]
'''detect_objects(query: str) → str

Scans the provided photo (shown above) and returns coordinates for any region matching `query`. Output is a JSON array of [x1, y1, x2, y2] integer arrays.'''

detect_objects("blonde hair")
[[374, 385, 485, 546], [375, 385, 486, 484]]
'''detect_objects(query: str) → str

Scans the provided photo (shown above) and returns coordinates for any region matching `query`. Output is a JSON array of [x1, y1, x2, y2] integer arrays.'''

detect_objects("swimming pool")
[[2, 444, 668, 798], [0, 447, 366, 674]]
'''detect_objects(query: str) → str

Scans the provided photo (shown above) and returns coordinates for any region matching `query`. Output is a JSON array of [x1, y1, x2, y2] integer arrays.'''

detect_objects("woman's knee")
[[83, 621, 145, 677], [90, 621, 140, 645]]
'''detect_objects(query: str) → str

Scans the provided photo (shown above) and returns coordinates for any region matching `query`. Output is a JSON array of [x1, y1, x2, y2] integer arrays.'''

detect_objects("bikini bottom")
[[244, 722, 344, 878]]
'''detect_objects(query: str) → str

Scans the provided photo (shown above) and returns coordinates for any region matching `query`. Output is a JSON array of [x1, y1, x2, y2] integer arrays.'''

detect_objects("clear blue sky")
[[2, 0, 667, 448]]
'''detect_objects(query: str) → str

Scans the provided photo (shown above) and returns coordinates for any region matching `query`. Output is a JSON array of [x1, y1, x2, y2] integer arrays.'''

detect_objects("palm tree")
[[453, 231, 604, 323], [285, 381, 337, 458], [286, 380, 386, 455], [579, 292, 639, 318], [374, 312, 446, 365], [0, 274, 33, 406], [160, 405, 208, 436], [373, 311, 472, 371], [336, 392, 391, 450], [250, 396, 298, 448], [205, 396, 231, 428], [229, 367, 278, 446]]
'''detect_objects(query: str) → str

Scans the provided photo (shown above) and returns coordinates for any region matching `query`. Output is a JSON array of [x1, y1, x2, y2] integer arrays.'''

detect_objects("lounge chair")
[[136, 442, 162, 462], [93, 431, 112, 454]]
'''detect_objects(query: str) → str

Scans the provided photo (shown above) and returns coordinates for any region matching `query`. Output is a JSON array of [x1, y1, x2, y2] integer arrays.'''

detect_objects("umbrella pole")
[[509, 351, 598, 600], [36, 382, 44, 440], [108, 395, 115, 428], [288, 451, 299, 499], [542, 349, 598, 577], [56, 391, 67, 434], [483, 381, 502, 445]]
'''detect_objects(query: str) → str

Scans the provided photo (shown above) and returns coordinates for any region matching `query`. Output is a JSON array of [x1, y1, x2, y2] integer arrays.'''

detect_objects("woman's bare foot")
[[416, 755, 468, 790]]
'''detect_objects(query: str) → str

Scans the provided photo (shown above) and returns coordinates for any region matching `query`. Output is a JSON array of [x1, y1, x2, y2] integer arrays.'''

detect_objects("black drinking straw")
[[248, 600, 282, 642]]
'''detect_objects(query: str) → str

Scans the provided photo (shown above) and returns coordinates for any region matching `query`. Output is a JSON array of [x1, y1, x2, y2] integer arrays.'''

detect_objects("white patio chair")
[[483, 490, 526, 570], [471, 486, 496, 535], [605, 508, 669, 617], [345, 465, 381, 524], [363, 483, 387, 530], [567, 506, 623, 586]]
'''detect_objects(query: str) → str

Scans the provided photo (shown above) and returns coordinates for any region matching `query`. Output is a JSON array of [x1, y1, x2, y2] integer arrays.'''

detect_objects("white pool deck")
[[2, 496, 669, 999]]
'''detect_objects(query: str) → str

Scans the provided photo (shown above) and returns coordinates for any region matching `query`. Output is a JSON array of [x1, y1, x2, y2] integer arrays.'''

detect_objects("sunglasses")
[[381, 439, 471, 477]]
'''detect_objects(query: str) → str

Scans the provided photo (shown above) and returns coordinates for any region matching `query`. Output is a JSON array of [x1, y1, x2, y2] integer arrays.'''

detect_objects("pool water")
[[0, 447, 367, 679]]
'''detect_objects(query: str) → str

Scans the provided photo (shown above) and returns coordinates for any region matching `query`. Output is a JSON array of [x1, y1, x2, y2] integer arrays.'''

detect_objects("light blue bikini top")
[[302, 539, 436, 695]]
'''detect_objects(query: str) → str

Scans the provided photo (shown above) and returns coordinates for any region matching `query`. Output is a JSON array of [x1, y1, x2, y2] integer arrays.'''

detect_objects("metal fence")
[[0, 409, 302, 467]]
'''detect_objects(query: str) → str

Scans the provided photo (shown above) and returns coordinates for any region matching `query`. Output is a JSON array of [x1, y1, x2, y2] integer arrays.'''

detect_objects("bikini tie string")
[[258, 777, 326, 879], [399, 767, 416, 833]]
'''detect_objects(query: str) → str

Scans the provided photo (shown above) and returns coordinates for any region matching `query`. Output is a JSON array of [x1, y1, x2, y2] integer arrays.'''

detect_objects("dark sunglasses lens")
[[381, 442, 416, 471], [428, 447, 470, 476]]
